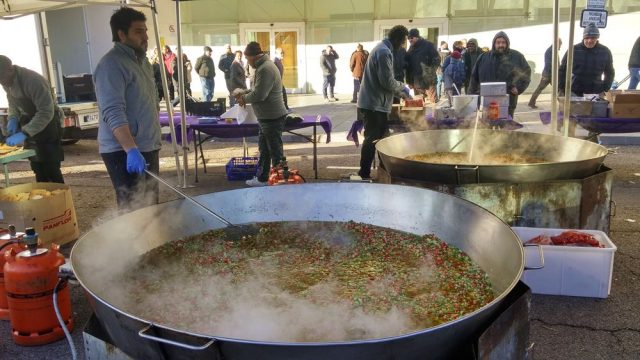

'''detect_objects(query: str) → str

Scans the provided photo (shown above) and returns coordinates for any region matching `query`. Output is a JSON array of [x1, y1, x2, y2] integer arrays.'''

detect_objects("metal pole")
[[150, 0, 182, 185], [174, 0, 189, 187], [550, 0, 560, 135], [562, 0, 577, 137]]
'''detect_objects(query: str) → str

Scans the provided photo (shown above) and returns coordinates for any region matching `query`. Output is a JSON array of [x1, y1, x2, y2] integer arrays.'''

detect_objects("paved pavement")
[[1, 92, 639, 359]]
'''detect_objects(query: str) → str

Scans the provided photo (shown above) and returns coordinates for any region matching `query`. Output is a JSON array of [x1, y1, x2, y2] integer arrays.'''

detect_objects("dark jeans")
[[352, 78, 361, 101], [225, 77, 236, 106], [282, 86, 289, 110], [358, 108, 389, 178], [101, 150, 160, 212], [30, 160, 64, 183], [323, 74, 336, 98], [529, 75, 551, 106], [508, 94, 519, 117], [256, 116, 286, 182]]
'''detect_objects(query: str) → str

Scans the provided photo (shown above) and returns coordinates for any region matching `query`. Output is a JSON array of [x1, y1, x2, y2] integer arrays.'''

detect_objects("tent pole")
[[174, 0, 189, 188], [550, 0, 560, 135], [150, 0, 182, 185], [562, 0, 577, 137]]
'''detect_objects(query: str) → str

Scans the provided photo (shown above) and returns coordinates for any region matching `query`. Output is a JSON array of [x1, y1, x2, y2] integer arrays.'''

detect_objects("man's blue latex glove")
[[401, 86, 412, 99], [126, 148, 146, 174], [6, 116, 19, 135], [6, 132, 27, 146]]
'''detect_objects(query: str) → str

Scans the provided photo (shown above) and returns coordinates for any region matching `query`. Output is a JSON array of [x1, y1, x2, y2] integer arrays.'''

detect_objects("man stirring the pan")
[[94, 7, 161, 211]]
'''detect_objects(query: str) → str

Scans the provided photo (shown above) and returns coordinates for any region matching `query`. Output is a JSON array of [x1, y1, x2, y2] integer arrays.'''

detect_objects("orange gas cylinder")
[[0, 225, 25, 321], [4, 228, 73, 346]]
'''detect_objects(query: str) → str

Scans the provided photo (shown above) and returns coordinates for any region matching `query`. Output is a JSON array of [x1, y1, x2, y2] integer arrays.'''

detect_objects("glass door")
[[240, 23, 305, 92], [374, 18, 449, 48]]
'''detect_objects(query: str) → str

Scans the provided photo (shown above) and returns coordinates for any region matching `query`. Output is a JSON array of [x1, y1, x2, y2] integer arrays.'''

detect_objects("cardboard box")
[[0, 183, 79, 245], [512, 227, 616, 298], [480, 82, 506, 96], [480, 95, 509, 107], [606, 90, 640, 118]]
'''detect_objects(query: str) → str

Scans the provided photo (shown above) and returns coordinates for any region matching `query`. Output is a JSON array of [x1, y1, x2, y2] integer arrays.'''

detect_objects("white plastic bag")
[[237, 105, 257, 124]]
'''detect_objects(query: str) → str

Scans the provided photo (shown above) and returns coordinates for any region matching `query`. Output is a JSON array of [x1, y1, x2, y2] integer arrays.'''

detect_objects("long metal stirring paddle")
[[145, 170, 233, 225]]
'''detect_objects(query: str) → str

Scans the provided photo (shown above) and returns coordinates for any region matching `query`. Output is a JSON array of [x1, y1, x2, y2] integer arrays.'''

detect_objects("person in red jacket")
[[162, 45, 176, 100], [350, 44, 369, 103]]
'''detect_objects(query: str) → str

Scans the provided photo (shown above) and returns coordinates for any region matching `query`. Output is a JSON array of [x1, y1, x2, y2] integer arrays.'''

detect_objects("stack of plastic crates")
[[225, 157, 259, 181]]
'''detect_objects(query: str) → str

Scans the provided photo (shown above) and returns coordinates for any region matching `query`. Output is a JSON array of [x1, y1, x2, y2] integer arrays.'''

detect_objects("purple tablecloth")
[[190, 115, 332, 143], [158, 112, 201, 145], [540, 112, 640, 133]]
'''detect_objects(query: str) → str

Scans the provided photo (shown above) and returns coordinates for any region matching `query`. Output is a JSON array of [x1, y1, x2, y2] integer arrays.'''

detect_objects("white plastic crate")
[[512, 227, 616, 298]]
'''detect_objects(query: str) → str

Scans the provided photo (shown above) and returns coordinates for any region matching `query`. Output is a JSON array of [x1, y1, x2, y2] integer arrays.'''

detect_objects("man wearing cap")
[[94, 7, 161, 211], [529, 39, 562, 108], [559, 23, 614, 96], [235, 42, 288, 187], [357, 25, 412, 180], [0, 55, 64, 183], [405, 28, 440, 103], [469, 31, 531, 117], [195, 46, 216, 102], [219, 44, 236, 106]]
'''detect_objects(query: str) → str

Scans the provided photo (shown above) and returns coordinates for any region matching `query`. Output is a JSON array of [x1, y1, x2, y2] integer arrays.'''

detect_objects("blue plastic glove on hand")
[[6, 132, 27, 146], [126, 148, 146, 174], [401, 86, 411, 99], [7, 116, 19, 135]]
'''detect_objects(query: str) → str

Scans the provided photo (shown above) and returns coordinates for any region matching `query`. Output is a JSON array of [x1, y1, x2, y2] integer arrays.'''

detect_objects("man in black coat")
[[218, 44, 236, 106], [469, 31, 531, 117], [405, 28, 440, 103], [320, 45, 339, 102], [462, 38, 481, 94], [559, 23, 614, 96]]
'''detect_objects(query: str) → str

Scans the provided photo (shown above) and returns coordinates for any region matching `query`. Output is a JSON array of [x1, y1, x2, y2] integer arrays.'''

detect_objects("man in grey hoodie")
[[236, 42, 288, 187], [357, 25, 412, 179]]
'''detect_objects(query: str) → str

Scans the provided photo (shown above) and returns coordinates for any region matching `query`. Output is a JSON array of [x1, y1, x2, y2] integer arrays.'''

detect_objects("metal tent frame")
[[0, 0, 187, 185]]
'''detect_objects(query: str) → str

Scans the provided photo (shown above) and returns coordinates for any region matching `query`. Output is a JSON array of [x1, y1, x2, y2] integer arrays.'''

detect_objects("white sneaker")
[[245, 177, 267, 187]]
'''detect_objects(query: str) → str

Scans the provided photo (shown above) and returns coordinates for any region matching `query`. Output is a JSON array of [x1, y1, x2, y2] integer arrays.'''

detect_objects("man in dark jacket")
[[349, 44, 368, 103], [462, 38, 481, 94], [559, 24, 614, 96], [218, 44, 235, 106], [469, 31, 531, 117], [195, 46, 215, 101], [357, 25, 411, 179], [628, 36, 640, 90], [320, 45, 339, 102], [529, 39, 562, 108], [405, 28, 440, 103], [0, 55, 64, 183]]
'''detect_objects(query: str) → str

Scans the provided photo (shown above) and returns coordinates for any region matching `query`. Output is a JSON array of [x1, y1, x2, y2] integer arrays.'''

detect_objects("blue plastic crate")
[[225, 157, 258, 181]]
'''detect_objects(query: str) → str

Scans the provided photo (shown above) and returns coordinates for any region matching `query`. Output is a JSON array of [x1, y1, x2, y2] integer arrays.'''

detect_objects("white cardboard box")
[[512, 227, 616, 298], [480, 82, 506, 96]]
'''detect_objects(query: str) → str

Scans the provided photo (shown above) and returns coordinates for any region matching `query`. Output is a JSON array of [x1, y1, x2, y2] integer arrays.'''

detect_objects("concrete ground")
[[0, 93, 639, 359]]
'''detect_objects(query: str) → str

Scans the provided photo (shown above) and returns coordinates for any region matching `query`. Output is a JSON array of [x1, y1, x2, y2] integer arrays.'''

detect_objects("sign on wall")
[[580, 9, 608, 28], [586, 0, 606, 9]]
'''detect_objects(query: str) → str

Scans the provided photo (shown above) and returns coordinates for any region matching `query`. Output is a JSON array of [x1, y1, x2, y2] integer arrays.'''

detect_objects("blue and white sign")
[[587, 0, 606, 9], [580, 9, 608, 28]]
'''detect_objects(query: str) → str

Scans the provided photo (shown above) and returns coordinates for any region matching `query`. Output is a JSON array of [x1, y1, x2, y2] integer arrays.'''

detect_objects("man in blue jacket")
[[529, 39, 562, 109], [559, 24, 614, 96], [357, 25, 411, 179], [94, 7, 161, 211]]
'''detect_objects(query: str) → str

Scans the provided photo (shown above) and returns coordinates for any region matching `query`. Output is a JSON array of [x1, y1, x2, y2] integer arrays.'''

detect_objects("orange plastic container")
[[4, 243, 73, 346]]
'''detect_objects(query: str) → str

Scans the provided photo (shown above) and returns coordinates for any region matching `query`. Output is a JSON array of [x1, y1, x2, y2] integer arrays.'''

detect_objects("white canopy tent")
[[0, 0, 190, 185]]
